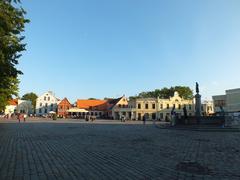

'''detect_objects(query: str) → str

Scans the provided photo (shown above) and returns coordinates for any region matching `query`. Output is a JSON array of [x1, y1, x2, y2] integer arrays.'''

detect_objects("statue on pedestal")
[[195, 82, 202, 123], [196, 82, 199, 94]]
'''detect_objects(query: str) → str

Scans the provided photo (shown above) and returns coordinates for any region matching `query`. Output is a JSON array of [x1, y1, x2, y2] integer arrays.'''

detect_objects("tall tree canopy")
[[21, 92, 38, 109], [130, 86, 193, 100], [0, 0, 29, 111]]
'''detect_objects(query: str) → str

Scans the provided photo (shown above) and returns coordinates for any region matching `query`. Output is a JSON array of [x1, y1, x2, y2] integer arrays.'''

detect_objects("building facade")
[[36, 91, 59, 116], [4, 99, 32, 117], [4, 99, 18, 117], [213, 88, 240, 113], [76, 99, 107, 117], [57, 98, 72, 118], [17, 100, 33, 115], [201, 101, 214, 116], [113, 92, 212, 121], [107, 96, 129, 119]]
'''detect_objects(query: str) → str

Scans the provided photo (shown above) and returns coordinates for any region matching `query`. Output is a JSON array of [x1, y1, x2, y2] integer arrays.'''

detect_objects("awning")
[[49, 111, 56, 114], [67, 108, 89, 113]]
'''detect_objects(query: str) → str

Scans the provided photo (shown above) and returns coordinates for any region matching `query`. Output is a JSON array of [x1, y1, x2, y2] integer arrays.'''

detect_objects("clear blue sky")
[[18, 0, 240, 102]]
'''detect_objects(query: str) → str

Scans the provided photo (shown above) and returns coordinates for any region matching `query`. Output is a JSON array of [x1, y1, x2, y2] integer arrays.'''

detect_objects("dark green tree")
[[0, 0, 29, 111], [21, 92, 38, 109], [173, 86, 193, 99], [133, 86, 193, 100], [88, 98, 97, 100]]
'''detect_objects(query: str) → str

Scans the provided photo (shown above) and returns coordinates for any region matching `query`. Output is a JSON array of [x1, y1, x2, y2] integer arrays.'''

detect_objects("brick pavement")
[[0, 118, 240, 180]]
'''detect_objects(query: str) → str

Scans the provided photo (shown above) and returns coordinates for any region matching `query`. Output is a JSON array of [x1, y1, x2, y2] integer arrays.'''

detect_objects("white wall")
[[36, 91, 58, 115]]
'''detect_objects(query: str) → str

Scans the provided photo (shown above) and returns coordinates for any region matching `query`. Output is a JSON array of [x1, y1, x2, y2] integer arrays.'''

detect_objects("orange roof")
[[8, 99, 18, 106], [58, 98, 71, 106], [77, 99, 107, 110]]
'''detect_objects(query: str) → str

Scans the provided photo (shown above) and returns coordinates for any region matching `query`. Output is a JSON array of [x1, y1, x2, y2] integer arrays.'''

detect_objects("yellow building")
[[156, 92, 195, 121], [113, 91, 213, 121], [112, 92, 214, 121]]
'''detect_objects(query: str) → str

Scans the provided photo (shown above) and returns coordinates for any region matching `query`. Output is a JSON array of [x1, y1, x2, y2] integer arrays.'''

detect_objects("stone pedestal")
[[195, 93, 201, 124]]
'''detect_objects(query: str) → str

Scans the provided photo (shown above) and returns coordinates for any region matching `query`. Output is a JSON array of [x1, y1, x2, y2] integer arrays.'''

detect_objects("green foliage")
[[88, 98, 97, 100], [0, 0, 29, 111], [21, 92, 38, 109], [132, 86, 193, 100], [0, 77, 19, 111]]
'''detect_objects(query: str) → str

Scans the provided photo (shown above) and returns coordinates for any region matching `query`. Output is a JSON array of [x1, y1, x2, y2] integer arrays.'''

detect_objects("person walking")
[[23, 114, 27, 122], [143, 114, 146, 125], [17, 113, 21, 123]]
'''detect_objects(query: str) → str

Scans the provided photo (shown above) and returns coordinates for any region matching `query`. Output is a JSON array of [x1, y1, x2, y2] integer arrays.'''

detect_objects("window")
[[40, 103, 42, 107], [145, 104, 148, 109], [214, 100, 226, 107], [45, 103, 48, 107], [178, 104, 181, 109], [201, 106, 204, 111], [44, 96, 46, 101], [118, 104, 122, 108], [160, 113, 163, 119], [189, 105, 192, 110], [138, 113, 141, 120], [45, 108, 47, 113], [152, 113, 156, 120], [51, 103, 53, 107], [39, 109, 42, 113], [160, 104, 163, 109], [152, 104, 155, 109], [138, 104, 141, 109], [167, 104, 169, 109], [48, 97, 50, 101]]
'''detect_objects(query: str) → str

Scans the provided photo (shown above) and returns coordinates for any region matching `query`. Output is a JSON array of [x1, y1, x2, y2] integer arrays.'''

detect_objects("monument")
[[195, 82, 201, 123]]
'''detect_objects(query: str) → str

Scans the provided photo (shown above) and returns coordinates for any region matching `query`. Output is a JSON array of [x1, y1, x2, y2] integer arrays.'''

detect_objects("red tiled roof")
[[58, 98, 71, 106], [77, 100, 107, 110], [8, 99, 18, 106]]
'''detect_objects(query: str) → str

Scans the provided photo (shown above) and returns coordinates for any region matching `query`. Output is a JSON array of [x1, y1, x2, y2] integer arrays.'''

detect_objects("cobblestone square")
[[0, 119, 239, 180]]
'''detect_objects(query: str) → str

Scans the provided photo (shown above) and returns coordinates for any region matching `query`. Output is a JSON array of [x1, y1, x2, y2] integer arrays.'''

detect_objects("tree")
[[173, 86, 193, 99], [0, 77, 19, 111], [88, 98, 97, 100], [0, 0, 29, 111], [21, 92, 38, 109], [133, 86, 193, 100]]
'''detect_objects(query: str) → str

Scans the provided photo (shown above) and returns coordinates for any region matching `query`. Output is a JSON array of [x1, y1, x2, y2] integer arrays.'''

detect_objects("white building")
[[17, 100, 33, 115], [201, 100, 214, 116], [213, 88, 240, 113], [4, 99, 18, 117], [36, 91, 60, 116], [4, 99, 33, 117]]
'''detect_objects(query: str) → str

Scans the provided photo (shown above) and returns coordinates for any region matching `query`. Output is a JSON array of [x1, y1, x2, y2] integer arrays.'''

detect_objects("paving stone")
[[0, 119, 239, 179]]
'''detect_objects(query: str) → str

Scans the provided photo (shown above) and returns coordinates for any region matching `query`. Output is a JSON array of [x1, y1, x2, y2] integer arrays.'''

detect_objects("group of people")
[[17, 113, 27, 123]]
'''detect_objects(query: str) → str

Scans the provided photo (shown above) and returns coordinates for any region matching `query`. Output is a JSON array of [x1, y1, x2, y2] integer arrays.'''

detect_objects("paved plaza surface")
[[0, 119, 240, 180]]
